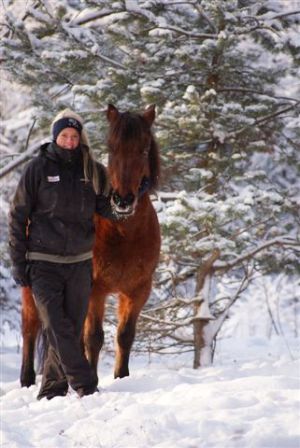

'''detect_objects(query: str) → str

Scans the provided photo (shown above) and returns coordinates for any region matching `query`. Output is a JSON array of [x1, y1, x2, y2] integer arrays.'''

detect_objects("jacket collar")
[[41, 142, 83, 165]]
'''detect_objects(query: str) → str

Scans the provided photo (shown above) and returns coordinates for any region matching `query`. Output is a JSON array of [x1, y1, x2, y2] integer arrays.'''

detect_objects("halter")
[[138, 176, 152, 197]]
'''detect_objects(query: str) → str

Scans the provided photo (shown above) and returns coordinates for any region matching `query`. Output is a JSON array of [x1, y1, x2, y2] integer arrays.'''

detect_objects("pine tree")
[[1, 0, 299, 366]]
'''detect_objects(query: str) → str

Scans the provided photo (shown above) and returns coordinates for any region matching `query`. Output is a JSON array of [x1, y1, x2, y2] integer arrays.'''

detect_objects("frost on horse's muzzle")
[[111, 191, 137, 216]]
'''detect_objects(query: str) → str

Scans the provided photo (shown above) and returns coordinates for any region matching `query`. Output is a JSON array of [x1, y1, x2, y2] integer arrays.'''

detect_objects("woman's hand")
[[12, 262, 30, 287]]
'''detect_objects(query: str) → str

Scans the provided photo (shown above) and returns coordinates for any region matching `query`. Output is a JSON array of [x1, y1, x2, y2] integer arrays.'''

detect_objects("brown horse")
[[20, 104, 161, 387]]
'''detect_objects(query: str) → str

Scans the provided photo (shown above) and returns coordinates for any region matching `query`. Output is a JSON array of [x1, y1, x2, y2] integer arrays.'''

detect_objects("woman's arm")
[[8, 161, 37, 285], [94, 162, 119, 221]]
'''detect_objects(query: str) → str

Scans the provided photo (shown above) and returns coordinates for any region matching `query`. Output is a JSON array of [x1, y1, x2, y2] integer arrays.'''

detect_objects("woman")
[[9, 109, 115, 400]]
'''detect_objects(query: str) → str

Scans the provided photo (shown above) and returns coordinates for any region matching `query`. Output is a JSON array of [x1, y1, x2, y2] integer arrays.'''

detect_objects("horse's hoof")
[[20, 379, 36, 387], [114, 368, 129, 379], [20, 371, 36, 387]]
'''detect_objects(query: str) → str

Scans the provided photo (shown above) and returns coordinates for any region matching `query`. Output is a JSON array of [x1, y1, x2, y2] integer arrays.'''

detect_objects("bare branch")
[[211, 272, 252, 342], [139, 313, 179, 327], [25, 118, 37, 151], [262, 281, 280, 336]]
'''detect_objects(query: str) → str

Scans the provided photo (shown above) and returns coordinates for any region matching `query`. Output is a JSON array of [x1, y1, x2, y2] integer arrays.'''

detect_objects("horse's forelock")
[[110, 112, 144, 142]]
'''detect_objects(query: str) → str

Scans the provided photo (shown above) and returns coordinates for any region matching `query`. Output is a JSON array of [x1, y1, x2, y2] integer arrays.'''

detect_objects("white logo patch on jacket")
[[47, 175, 60, 182]]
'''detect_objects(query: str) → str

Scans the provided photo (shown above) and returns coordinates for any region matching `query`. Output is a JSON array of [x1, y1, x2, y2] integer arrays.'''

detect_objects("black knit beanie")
[[52, 117, 82, 142]]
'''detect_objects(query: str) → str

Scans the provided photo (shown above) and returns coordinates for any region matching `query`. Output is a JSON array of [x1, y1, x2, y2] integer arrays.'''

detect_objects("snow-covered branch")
[[60, 23, 128, 71], [228, 100, 300, 139], [217, 87, 299, 103], [0, 143, 40, 179], [71, 9, 118, 26], [194, 4, 217, 33], [264, 10, 300, 21], [254, 101, 300, 126], [149, 25, 218, 39], [214, 237, 299, 270], [125, 1, 218, 39]]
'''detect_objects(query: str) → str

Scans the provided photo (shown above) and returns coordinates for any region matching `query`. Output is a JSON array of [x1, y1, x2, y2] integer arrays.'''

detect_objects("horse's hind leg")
[[115, 283, 151, 379], [21, 287, 40, 387], [84, 288, 106, 378]]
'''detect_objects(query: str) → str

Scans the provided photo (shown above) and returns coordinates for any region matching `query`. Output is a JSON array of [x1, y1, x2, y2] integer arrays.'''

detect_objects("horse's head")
[[106, 104, 160, 217]]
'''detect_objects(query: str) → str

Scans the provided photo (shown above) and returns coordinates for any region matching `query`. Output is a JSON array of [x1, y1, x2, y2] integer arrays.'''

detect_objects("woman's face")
[[56, 127, 80, 150]]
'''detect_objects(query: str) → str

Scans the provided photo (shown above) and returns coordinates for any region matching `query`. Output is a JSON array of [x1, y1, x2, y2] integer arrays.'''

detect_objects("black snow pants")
[[29, 259, 97, 399]]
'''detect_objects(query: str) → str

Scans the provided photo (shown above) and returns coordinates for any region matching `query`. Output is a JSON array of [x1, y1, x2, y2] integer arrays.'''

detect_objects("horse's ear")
[[143, 104, 155, 126], [107, 104, 119, 122]]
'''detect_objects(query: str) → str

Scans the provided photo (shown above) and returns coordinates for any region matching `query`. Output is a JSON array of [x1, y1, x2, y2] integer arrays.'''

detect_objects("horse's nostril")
[[112, 192, 122, 206], [125, 193, 135, 206]]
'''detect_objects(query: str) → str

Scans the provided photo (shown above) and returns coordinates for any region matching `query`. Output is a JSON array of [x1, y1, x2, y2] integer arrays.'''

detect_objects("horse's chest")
[[94, 232, 152, 288]]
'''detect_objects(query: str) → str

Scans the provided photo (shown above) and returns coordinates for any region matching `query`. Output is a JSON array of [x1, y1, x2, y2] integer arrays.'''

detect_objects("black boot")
[[37, 389, 68, 400], [76, 386, 99, 398]]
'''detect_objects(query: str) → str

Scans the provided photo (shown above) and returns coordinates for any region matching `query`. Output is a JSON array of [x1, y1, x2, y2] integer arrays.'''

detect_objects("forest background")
[[0, 0, 299, 368]]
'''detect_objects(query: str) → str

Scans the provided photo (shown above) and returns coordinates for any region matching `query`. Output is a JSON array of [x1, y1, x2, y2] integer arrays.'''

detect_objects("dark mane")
[[108, 111, 160, 191], [148, 138, 160, 191]]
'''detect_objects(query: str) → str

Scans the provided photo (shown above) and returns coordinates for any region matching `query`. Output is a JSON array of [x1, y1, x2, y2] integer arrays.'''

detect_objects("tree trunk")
[[193, 318, 212, 368], [193, 249, 220, 368]]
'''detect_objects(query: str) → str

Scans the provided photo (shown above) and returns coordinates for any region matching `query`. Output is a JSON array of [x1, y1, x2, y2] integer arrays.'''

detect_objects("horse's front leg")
[[84, 287, 106, 378], [21, 287, 40, 387], [115, 282, 151, 379]]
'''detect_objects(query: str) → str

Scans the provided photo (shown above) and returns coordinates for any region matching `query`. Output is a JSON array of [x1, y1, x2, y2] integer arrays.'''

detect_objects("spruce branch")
[[254, 101, 300, 126], [194, 4, 217, 33], [214, 237, 299, 271], [147, 25, 218, 39], [265, 10, 300, 21], [216, 87, 299, 103], [59, 22, 129, 71], [227, 100, 300, 140], [71, 9, 119, 26], [236, 24, 281, 37]]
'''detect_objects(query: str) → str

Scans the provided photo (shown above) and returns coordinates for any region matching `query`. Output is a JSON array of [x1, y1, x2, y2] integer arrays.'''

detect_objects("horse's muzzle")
[[111, 191, 137, 216]]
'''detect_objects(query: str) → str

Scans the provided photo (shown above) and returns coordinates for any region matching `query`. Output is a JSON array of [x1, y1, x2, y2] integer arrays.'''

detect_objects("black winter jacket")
[[9, 142, 114, 269]]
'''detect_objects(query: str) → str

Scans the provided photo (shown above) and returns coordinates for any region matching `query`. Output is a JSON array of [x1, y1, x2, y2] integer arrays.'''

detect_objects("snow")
[[1, 274, 299, 448], [1, 1, 300, 446], [1, 338, 299, 448]]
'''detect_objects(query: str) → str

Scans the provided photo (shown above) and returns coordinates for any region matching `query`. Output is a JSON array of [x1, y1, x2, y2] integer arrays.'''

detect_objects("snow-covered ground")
[[1, 335, 299, 448]]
